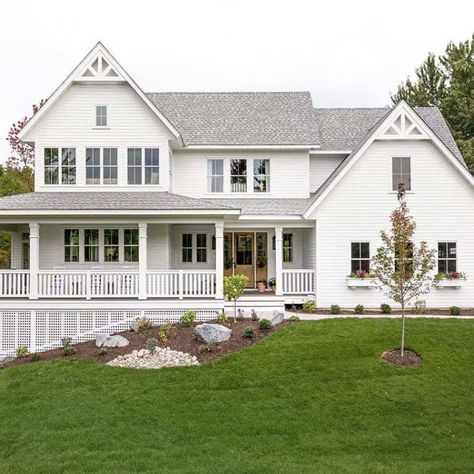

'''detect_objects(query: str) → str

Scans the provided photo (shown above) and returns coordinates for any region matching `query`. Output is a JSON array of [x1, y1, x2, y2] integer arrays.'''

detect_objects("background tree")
[[372, 186, 436, 357], [223, 274, 249, 322], [391, 35, 474, 173]]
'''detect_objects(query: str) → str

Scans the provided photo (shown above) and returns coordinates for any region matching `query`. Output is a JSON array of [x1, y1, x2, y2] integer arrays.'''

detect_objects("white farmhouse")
[[0, 43, 473, 354]]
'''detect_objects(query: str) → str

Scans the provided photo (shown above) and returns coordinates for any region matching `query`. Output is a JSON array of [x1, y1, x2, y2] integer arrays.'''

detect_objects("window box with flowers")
[[346, 269, 377, 288], [434, 272, 466, 288]]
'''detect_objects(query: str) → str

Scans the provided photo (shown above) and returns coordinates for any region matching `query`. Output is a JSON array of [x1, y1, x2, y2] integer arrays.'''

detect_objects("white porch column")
[[275, 225, 283, 296], [215, 221, 224, 299], [29, 223, 40, 299], [138, 222, 148, 300]]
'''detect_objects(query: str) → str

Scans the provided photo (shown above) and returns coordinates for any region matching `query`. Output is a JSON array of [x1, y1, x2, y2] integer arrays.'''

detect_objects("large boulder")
[[96, 334, 129, 348], [271, 311, 284, 326], [195, 323, 231, 343]]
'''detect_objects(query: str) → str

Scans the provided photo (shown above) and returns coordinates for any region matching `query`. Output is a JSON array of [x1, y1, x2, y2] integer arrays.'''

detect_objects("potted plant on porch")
[[256, 280, 267, 294], [268, 277, 276, 293]]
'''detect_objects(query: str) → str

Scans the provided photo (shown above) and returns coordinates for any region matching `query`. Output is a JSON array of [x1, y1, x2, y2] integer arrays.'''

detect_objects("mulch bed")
[[382, 348, 422, 367], [2, 319, 290, 368], [291, 308, 474, 316]]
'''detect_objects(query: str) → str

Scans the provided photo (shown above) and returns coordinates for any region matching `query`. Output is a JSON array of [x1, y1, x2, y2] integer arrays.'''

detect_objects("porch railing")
[[0, 270, 30, 297], [282, 269, 314, 294], [147, 270, 216, 298]]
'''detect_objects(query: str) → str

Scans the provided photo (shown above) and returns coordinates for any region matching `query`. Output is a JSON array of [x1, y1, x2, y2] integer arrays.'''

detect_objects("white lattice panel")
[[0, 308, 218, 356]]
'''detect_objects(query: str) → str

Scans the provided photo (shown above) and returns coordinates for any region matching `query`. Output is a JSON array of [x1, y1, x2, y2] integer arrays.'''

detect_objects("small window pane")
[[392, 157, 411, 191], [208, 159, 224, 192], [127, 148, 142, 185], [438, 242, 456, 274], [230, 159, 247, 192], [124, 229, 139, 262], [44, 148, 59, 185], [61, 148, 76, 184], [96, 106, 107, 127], [351, 242, 370, 273], [182, 234, 193, 263], [253, 159, 270, 193]]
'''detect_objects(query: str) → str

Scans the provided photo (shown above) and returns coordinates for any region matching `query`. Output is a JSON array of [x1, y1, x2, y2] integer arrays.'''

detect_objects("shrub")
[[145, 338, 158, 353], [259, 319, 272, 330], [302, 300, 316, 313], [200, 341, 219, 353], [217, 312, 229, 325], [62, 345, 76, 357], [180, 310, 196, 326], [243, 326, 255, 338], [61, 336, 72, 347], [251, 309, 258, 321], [224, 274, 249, 321], [354, 304, 364, 314], [30, 352, 42, 361], [450, 306, 461, 316], [131, 316, 153, 333], [330, 304, 341, 315], [380, 303, 392, 314], [159, 321, 175, 342], [98, 346, 108, 357], [413, 299, 427, 314], [289, 315, 300, 322], [15, 346, 30, 358]]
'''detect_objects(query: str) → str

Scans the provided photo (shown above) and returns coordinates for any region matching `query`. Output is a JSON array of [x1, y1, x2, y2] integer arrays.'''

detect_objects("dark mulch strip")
[[291, 308, 474, 316], [2, 319, 290, 368], [382, 348, 422, 367]]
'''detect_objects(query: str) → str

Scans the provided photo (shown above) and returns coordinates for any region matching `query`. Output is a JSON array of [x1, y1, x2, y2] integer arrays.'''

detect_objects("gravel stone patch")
[[107, 347, 199, 369]]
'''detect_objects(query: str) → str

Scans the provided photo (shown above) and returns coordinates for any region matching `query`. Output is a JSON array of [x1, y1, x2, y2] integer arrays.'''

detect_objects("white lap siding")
[[311, 140, 474, 308], [309, 154, 346, 191]]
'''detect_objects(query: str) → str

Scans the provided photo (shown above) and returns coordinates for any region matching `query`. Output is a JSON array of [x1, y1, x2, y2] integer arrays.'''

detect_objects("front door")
[[234, 233, 254, 287]]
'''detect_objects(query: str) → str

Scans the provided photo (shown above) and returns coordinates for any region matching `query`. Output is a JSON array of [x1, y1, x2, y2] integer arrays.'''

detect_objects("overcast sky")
[[0, 0, 472, 159]]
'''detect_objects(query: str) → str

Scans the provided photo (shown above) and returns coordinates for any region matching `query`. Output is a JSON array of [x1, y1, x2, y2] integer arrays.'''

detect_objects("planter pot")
[[346, 278, 376, 288], [257, 283, 266, 294], [436, 279, 464, 288]]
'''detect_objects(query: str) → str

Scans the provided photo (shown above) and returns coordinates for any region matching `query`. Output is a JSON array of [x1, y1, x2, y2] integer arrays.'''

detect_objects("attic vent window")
[[80, 53, 120, 80]]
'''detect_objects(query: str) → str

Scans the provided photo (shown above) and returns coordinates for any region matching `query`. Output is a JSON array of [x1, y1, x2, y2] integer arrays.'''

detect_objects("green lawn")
[[0, 319, 473, 473]]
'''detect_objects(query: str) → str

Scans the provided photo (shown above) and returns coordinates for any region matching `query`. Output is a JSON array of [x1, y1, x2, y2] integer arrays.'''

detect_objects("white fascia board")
[[182, 145, 320, 151], [237, 214, 304, 221], [0, 209, 240, 217], [303, 100, 474, 218], [18, 42, 182, 142], [309, 150, 351, 155]]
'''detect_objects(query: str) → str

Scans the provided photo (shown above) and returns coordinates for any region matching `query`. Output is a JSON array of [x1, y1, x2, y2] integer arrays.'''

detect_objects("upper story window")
[[392, 157, 411, 191], [86, 148, 118, 185], [127, 148, 159, 185], [254, 159, 270, 192], [208, 159, 224, 192], [96, 106, 107, 127], [351, 242, 370, 273], [230, 159, 247, 192], [438, 242, 456, 273], [44, 148, 76, 185]]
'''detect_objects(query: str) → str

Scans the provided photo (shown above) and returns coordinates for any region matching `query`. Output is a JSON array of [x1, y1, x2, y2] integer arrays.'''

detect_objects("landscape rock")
[[107, 347, 199, 369], [271, 311, 284, 326], [95, 334, 129, 348], [195, 323, 231, 343]]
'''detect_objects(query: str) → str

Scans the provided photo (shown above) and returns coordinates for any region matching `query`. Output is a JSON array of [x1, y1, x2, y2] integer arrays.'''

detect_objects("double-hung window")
[[196, 234, 207, 262], [254, 159, 270, 192], [44, 148, 59, 184], [104, 229, 119, 262], [283, 233, 293, 263], [61, 148, 76, 184], [64, 229, 80, 262], [208, 159, 224, 192], [124, 229, 139, 262], [182, 234, 193, 263], [230, 159, 247, 192], [103, 148, 118, 184], [96, 106, 107, 127], [392, 157, 411, 191], [145, 148, 159, 184], [84, 229, 99, 262], [438, 242, 457, 273], [351, 242, 370, 273], [127, 148, 142, 184], [86, 148, 101, 185]]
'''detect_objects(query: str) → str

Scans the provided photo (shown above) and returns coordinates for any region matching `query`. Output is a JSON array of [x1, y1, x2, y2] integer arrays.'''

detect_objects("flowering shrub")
[[348, 269, 375, 279], [434, 271, 466, 281]]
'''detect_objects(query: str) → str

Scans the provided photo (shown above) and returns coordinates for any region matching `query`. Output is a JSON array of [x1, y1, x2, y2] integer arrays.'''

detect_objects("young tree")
[[372, 185, 436, 356], [391, 34, 474, 173], [223, 274, 249, 322]]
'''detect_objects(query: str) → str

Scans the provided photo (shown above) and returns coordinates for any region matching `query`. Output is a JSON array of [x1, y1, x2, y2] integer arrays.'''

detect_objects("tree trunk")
[[400, 301, 406, 357]]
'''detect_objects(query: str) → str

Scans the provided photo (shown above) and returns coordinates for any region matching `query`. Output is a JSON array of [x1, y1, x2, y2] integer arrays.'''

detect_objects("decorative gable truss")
[[378, 109, 429, 140], [78, 52, 125, 82]]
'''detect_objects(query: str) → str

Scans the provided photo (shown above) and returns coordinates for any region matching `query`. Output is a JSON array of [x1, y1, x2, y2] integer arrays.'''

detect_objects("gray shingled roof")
[[0, 192, 236, 211], [206, 198, 311, 216], [314, 106, 464, 163], [147, 92, 320, 146]]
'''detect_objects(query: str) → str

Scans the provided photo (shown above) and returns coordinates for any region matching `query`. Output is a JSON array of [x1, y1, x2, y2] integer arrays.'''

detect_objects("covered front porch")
[[0, 219, 315, 302]]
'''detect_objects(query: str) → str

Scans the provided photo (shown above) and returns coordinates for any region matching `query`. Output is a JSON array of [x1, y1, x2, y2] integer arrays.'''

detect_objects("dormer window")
[[96, 106, 107, 127]]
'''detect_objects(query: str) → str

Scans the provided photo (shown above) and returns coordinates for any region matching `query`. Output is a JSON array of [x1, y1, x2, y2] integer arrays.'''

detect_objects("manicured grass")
[[0, 319, 473, 473]]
